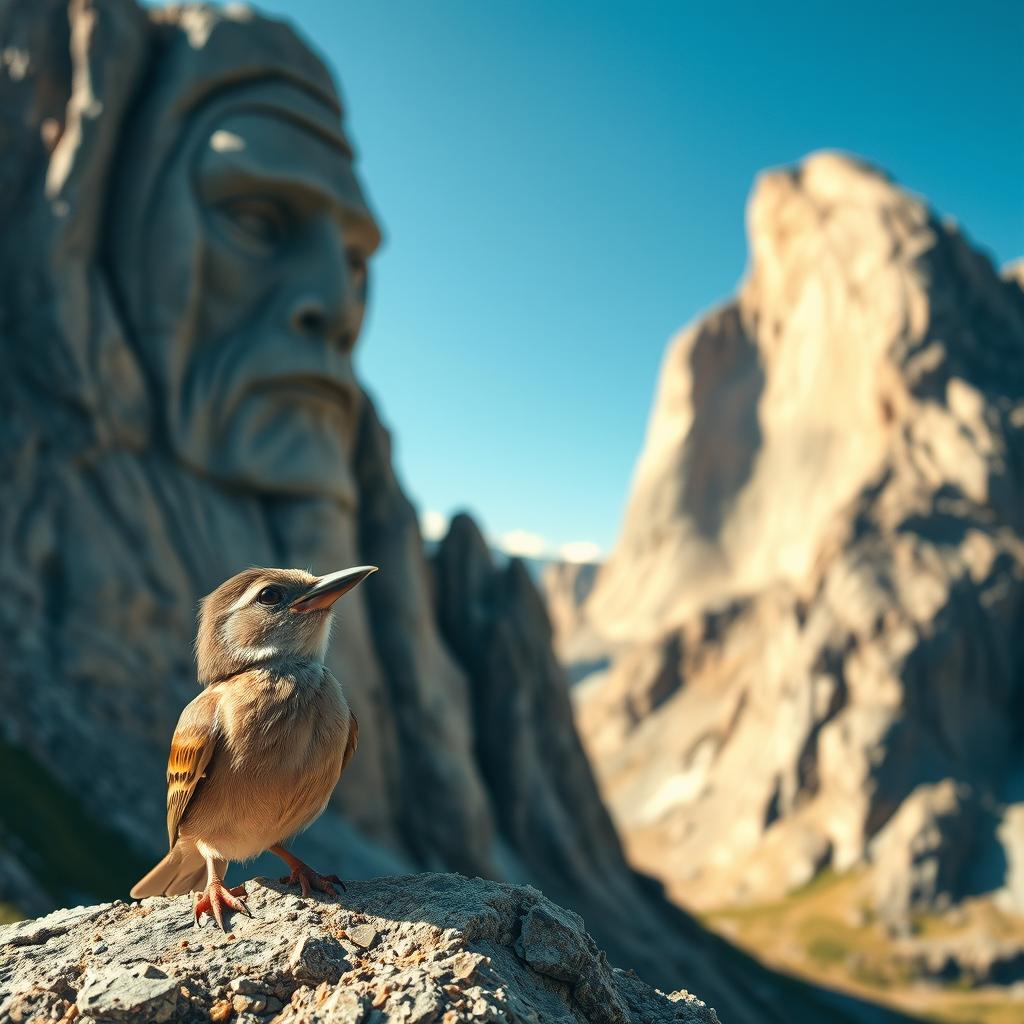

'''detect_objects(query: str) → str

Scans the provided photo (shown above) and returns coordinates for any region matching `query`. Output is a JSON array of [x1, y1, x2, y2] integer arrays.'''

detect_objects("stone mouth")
[[246, 374, 359, 426]]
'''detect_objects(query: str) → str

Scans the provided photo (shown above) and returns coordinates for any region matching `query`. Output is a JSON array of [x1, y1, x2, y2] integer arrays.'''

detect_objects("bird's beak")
[[290, 565, 378, 614]]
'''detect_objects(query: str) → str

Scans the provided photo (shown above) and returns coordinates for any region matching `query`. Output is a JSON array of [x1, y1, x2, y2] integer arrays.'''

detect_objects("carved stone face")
[[122, 93, 380, 504]]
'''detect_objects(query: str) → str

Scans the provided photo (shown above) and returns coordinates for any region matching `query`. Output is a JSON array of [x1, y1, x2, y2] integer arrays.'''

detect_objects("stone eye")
[[256, 585, 284, 606], [217, 197, 287, 251]]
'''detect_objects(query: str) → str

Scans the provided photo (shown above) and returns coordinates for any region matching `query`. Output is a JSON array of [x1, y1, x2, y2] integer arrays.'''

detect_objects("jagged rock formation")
[[0, 873, 719, 1024], [433, 516, 624, 899], [572, 152, 1024, 921], [0, 5, 925, 1022]]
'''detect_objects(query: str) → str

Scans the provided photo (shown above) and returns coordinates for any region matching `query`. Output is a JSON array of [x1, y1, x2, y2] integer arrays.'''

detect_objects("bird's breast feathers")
[[218, 663, 350, 773]]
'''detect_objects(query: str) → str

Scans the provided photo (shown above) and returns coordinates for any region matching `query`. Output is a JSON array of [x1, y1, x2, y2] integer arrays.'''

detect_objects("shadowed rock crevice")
[[679, 304, 764, 538]]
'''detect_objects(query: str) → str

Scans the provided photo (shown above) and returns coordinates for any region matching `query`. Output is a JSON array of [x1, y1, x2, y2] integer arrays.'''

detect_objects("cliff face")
[[573, 153, 1024, 919], [0, 873, 720, 1024]]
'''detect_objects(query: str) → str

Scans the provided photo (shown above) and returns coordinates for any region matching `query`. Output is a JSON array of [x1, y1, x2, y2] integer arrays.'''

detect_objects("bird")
[[130, 564, 376, 929]]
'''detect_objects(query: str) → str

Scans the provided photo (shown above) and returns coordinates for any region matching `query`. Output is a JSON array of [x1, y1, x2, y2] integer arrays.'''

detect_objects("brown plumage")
[[131, 565, 376, 928]]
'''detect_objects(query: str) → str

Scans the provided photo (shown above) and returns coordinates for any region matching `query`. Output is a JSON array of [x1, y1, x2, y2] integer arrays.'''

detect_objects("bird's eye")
[[256, 585, 284, 606]]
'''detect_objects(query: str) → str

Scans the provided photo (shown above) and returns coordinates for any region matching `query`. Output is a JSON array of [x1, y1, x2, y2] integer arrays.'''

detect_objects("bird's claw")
[[193, 880, 251, 930], [279, 863, 346, 898]]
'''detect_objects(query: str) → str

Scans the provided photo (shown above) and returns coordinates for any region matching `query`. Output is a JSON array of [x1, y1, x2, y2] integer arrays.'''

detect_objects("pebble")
[[347, 923, 380, 949], [229, 977, 261, 995]]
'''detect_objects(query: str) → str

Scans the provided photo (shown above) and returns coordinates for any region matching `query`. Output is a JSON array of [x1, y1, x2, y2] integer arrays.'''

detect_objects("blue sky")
[[252, 0, 1023, 560]]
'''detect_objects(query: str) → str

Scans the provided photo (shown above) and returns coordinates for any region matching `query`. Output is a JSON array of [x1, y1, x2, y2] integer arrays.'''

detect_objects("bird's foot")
[[193, 880, 251, 930], [279, 859, 346, 898]]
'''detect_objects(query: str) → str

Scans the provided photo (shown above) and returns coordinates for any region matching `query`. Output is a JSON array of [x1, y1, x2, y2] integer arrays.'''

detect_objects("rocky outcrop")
[[572, 152, 1024, 921], [0, 873, 719, 1024], [869, 780, 985, 929], [431, 519, 932, 1024]]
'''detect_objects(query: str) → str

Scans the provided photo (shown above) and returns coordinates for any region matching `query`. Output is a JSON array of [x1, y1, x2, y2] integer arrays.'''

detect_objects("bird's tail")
[[130, 842, 209, 898]]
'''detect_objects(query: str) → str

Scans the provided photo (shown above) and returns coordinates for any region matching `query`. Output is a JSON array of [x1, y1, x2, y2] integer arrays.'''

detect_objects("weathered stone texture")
[[0, 874, 720, 1024]]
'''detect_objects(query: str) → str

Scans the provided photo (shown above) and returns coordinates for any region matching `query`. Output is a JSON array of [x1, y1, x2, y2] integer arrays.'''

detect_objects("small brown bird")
[[130, 565, 376, 928]]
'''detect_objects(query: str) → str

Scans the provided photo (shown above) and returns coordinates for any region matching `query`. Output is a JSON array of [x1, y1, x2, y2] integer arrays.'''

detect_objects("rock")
[[892, 933, 1024, 987], [432, 515, 628, 923], [76, 962, 179, 1022], [287, 932, 351, 983], [0, 874, 720, 1024], [1005, 259, 1024, 293], [346, 922, 380, 949], [571, 151, 1024, 920]]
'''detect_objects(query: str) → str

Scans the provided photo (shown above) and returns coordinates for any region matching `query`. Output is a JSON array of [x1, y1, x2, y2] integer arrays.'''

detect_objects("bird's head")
[[194, 565, 377, 684]]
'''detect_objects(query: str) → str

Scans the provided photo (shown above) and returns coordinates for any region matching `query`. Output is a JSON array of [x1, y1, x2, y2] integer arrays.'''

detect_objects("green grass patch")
[[0, 741, 151, 912], [0, 902, 25, 924], [805, 933, 850, 967], [849, 961, 894, 990]]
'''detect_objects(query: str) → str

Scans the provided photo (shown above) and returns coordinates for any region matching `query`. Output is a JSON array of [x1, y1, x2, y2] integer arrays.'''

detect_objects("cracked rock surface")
[[0, 873, 718, 1024]]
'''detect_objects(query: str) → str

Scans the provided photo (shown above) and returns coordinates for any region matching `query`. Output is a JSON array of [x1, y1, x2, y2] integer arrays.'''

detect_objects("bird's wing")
[[340, 710, 359, 777], [165, 687, 221, 848]]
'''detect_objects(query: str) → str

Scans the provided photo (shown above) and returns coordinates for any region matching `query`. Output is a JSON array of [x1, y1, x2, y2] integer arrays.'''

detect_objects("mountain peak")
[[573, 151, 1024, 925]]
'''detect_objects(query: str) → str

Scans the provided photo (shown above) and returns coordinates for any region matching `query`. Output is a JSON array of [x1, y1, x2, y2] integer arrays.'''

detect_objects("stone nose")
[[291, 297, 344, 344], [288, 226, 363, 351], [289, 289, 358, 352]]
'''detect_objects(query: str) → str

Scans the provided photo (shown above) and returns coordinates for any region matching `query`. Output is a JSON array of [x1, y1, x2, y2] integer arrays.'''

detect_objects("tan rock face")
[[1005, 259, 1024, 293], [574, 152, 1024, 919]]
